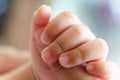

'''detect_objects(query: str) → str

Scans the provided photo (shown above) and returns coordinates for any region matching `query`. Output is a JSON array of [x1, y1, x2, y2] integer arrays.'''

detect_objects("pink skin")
[[0, 47, 117, 80], [31, 5, 117, 80], [0, 5, 117, 80]]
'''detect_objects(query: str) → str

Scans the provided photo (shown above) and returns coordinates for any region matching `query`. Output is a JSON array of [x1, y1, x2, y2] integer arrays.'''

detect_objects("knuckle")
[[55, 39, 65, 51], [82, 25, 96, 39], [60, 11, 74, 17], [96, 38, 109, 55], [59, 11, 80, 23], [71, 25, 82, 36], [70, 24, 95, 43]]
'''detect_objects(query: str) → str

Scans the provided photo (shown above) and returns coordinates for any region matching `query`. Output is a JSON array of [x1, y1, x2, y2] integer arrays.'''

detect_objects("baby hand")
[[31, 5, 118, 80]]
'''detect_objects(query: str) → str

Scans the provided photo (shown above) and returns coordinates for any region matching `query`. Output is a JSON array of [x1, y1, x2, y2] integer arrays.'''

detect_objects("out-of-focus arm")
[[0, 62, 36, 80]]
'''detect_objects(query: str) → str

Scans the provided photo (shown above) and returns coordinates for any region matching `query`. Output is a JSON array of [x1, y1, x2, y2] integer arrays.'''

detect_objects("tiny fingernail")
[[41, 34, 49, 45], [60, 56, 70, 67], [42, 51, 54, 63], [33, 5, 48, 25], [87, 64, 94, 72]]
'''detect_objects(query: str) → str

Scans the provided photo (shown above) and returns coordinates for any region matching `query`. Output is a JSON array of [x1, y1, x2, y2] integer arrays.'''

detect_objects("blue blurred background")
[[0, 0, 120, 79]]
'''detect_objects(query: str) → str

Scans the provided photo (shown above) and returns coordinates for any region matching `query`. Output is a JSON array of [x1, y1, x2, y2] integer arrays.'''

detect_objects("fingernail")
[[86, 64, 94, 72], [33, 11, 43, 25], [59, 56, 70, 67], [41, 34, 49, 45], [42, 51, 54, 64], [33, 5, 51, 26]]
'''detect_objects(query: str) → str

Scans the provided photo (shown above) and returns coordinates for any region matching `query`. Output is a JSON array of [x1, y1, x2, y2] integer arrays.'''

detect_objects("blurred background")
[[0, 0, 120, 79]]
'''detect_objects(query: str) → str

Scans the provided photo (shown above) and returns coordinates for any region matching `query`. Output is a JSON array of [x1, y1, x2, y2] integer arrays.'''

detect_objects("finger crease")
[[55, 40, 64, 52]]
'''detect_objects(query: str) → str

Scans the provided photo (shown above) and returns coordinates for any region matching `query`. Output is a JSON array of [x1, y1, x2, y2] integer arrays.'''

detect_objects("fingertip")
[[33, 5, 51, 26], [86, 61, 118, 79], [41, 33, 50, 45], [59, 55, 71, 68], [41, 51, 53, 64], [41, 49, 57, 64]]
